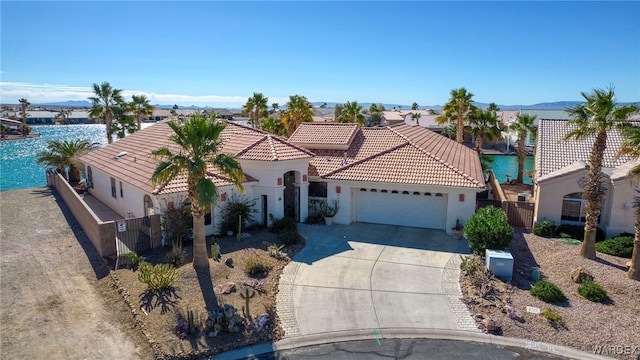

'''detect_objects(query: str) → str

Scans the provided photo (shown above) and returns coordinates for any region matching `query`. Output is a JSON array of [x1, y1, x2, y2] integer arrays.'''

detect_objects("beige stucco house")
[[79, 119, 485, 238], [533, 119, 639, 237]]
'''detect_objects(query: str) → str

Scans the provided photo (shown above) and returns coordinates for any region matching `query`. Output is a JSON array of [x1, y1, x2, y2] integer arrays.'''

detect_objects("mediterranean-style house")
[[533, 119, 639, 237], [79, 120, 486, 239]]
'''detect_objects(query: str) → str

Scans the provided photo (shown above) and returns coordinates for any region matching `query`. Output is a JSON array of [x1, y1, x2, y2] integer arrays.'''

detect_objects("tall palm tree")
[[88, 82, 124, 144], [18, 98, 30, 129], [129, 94, 155, 130], [261, 116, 288, 137], [620, 124, 640, 280], [337, 101, 365, 126], [437, 87, 476, 143], [151, 114, 244, 269], [564, 86, 639, 259], [468, 106, 502, 153], [411, 102, 419, 111], [510, 114, 537, 183], [55, 109, 72, 124], [242, 92, 269, 130], [36, 139, 100, 183], [411, 112, 421, 124], [271, 103, 279, 113], [280, 95, 313, 135]]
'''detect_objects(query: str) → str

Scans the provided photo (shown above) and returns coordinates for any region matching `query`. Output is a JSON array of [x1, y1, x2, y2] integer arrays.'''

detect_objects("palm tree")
[[280, 95, 313, 135], [242, 92, 269, 130], [36, 139, 99, 183], [437, 87, 476, 143], [564, 86, 639, 259], [129, 94, 155, 130], [261, 116, 288, 137], [55, 109, 72, 124], [111, 105, 137, 139], [510, 114, 537, 183], [337, 101, 365, 126], [411, 102, 419, 111], [151, 113, 244, 269], [620, 124, 640, 280], [411, 112, 421, 124], [271, 103, 279, 113], [88, 82, 124, 144], [18, 98, 30, 131], [171, 104, 179, 116], [467, 104, 502, 153]]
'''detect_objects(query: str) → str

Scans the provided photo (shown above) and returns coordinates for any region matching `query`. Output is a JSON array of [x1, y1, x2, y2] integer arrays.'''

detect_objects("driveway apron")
[[277, 223, 477, 337]]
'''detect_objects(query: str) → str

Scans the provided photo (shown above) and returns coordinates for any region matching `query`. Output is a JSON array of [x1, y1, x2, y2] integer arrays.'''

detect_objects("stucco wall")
[[533, 170, 632, 236], [85, 166, 151, 219]]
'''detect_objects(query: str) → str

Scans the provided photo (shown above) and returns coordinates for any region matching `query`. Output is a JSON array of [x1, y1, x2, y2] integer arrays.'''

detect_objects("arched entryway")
[[143, 195, 154, 216], [283, 170, 300, 221]]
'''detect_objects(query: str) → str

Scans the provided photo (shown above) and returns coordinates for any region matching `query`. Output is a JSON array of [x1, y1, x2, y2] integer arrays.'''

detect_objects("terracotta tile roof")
[[535, 119, 639, 181], [288, 123, 359, 149], [80, 120, 309, 195], [301, 123, 485, 189]]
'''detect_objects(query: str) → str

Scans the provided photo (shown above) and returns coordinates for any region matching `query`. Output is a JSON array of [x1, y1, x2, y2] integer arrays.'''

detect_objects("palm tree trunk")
[[456, 105, 464, 143], [517, 133, 525, 183], [628, 201, 640, 280], [192, 209, 209, 269], [581, 131, 607, 259], [475, 132, 483, 153], [105, 107, 114, 144], [136, 114, 142, 130], [68, 166, 81, 184]]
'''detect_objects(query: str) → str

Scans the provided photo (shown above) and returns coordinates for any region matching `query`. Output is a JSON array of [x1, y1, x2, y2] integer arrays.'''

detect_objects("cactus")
[[240, 286, 256, 320], [205, 304, 243, 337], [187, 309, 195, 335], [137, 263, 178, 290], [211, 242, 220, 260]]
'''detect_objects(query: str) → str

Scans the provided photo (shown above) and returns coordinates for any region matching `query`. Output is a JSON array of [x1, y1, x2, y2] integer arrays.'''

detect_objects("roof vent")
[[115, 151, 128, 159]]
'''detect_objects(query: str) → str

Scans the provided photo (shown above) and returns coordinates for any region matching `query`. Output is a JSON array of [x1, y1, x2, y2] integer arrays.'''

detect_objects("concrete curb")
[[213, 329, 614, 360]]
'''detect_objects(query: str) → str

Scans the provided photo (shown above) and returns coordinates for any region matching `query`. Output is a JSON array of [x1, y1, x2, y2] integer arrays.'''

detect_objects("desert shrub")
[[460, 255, 484, 276], [578, 280, 608, 302], [465, 206, 514, 255], [595, 236, 634, 258], [205, 304, 243, 337], [278, 229, 300, 246], [559, 238, 582, 245], [217, 194, 257, 235], [555, 224, 605, 242], [541, 308, 564, 328], [269, 214, 297, 234], [530, 280, 567, 303], [125, 252, 145, 269], [533, 220, 556, 238], [268, 244, 287, 260], [460, 255, 495, 299], [138, 262, 178, 290], [162, 200, 193, 246], [243, 255, 272, 277], [167, 244, 185, 267]]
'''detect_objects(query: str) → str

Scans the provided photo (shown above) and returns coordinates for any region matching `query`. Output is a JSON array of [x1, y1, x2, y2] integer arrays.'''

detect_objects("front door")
[[283, 171, 299, 221]]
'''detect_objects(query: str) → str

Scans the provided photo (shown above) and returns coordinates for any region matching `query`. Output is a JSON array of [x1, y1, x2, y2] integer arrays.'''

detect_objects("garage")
[[355, 188, 447, 230]]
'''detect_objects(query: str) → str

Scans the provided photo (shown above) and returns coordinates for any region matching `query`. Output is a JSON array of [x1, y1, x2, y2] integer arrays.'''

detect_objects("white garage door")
[[355, 189, 447, 230]]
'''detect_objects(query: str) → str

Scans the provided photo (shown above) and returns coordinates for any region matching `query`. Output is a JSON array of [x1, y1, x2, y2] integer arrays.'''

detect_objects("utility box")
[[485, 249, 514, 281]]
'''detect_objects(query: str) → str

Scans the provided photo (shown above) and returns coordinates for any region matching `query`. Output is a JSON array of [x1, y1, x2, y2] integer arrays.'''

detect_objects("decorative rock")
[[505, 305, 524, 323], [215, 282, 236, 295], [482, 317, 498, 333], [569, 267, 593, 284], [225, 258, 234, 267]]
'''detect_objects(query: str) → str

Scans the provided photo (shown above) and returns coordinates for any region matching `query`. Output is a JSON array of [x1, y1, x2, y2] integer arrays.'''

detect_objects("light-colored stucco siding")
[[607, 178, 636, 236], [86, 166, 150, 219]]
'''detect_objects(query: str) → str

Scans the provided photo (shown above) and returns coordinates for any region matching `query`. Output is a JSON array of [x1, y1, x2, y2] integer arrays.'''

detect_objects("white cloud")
[[0, 82, 276, 107]]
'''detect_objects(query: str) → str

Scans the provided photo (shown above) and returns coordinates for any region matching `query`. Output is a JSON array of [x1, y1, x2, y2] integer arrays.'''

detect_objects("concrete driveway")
[[277, 223, 479, 338]]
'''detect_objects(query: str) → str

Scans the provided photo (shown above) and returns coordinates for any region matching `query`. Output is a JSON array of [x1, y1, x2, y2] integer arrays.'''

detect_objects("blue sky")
[[1, 1, 639, 108]]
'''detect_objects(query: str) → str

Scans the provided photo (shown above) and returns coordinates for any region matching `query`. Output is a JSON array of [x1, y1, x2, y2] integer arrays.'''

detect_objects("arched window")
[[143, 195, 154, 216], [561, 192, 586, 222]]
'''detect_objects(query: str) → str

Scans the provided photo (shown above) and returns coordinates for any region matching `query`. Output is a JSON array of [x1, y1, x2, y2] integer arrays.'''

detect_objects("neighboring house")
[[288, 123, 486, 232], [79, 120, 485, 237], [533, 119, 639, 237], [144, 109, 171, 122]]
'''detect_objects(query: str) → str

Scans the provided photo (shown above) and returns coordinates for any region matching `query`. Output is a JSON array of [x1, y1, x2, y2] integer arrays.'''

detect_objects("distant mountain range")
[[32, 100, 640, 111]]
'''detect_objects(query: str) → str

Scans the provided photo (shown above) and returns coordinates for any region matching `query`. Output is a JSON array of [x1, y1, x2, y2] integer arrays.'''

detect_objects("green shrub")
[[269, 214, 297, 234], [162, 200, 193, 246], [125, 252, 145, 269], [533, 220, 556, 238], [530, 280, 567, 303], [595, 236, 634, 258], [138, 262, 178, 290], [578, 280, 608, 302], [278, 229, 300, 246], [555, 224, 605, 242], [243, 255, 272, 277], [465, 206, 514, 255], [217, 194, 257, 235], [459, 255, 484, 276], [541, 308, 564, 328]]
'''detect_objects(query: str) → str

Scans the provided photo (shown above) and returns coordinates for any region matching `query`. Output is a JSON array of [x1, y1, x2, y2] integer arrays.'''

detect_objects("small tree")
[[217, 194, 257, 235], [465, 206, 514, 255]]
